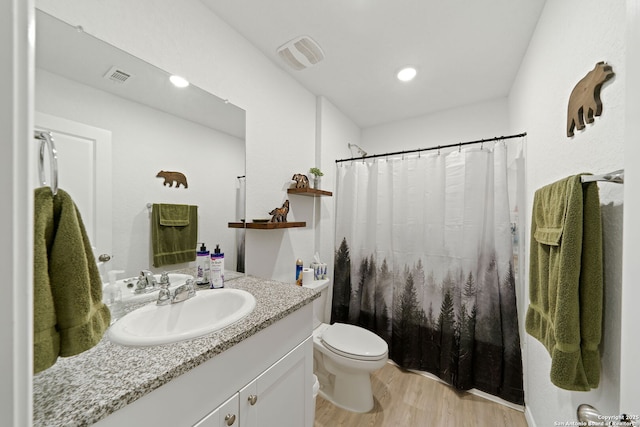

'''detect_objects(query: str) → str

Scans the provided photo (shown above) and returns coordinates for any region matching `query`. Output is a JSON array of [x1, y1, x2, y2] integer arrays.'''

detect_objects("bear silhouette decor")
[[567, 61, 615, 137], [156, 170, 188, 188]]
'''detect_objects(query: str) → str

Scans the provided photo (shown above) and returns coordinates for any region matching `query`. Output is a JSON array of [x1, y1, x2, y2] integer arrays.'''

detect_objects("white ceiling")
[[201, 0, 547, 128]]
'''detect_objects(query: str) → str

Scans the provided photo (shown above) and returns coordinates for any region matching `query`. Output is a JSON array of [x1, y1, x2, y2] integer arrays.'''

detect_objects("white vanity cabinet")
[[238, 337, 309, 426], [195, 338, 310, 427], [194, 394, 239, 427], [95, 303, 314, 427]]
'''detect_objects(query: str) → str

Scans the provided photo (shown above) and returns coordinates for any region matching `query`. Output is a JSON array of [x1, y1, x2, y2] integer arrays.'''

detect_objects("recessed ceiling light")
[[397, 67, 417, 82], [169, 75, 190, 88]]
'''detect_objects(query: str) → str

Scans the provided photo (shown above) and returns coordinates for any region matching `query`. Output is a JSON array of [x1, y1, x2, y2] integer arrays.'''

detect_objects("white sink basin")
[[108, 289, 256, 346], [105, 273, 194, 304]]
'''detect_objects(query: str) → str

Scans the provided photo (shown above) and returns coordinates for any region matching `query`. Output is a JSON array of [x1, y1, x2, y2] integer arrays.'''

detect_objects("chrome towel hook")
[[34, 131, 59, 196]]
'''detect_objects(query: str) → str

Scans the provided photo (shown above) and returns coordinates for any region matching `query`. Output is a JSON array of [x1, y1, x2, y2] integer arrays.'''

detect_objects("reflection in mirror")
[[35, 10, 246, 279]]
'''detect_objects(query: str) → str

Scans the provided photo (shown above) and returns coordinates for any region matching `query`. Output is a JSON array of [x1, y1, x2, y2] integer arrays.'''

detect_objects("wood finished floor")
[[314, 362, 528, 427]]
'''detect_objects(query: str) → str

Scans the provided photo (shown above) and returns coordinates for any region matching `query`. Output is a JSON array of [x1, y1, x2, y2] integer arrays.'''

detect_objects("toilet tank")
[[302, 279, 330, 328]]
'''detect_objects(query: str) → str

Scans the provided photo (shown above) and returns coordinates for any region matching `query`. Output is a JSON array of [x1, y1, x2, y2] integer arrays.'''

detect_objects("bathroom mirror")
[[35, 10, 246, 278]]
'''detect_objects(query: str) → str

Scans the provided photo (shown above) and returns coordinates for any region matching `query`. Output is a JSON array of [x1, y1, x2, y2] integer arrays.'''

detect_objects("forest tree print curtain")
[[333, 143, 524, 404]]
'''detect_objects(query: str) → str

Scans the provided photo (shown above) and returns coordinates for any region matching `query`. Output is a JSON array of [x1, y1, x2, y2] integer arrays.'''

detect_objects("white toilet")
[[303, 279, 388, 413]]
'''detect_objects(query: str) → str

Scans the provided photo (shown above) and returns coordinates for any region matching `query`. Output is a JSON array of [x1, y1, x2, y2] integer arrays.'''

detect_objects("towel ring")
[[34, 131, 58, 196]]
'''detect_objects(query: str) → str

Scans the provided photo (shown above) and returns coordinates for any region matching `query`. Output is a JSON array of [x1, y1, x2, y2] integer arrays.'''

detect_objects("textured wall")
[[509, 0, 626, 425], [362, 97, 511, 153]]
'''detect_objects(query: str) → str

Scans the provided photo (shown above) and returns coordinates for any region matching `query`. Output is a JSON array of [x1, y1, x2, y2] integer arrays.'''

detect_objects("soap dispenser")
[[103, 270, 125, 324], [210, 244, 225, 289], [196, 243, 210, 285]]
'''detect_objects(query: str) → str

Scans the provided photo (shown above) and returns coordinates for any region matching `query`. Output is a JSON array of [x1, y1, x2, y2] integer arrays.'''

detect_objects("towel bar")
[[34, 131, 59, 196], [581, 169, 624, 184]]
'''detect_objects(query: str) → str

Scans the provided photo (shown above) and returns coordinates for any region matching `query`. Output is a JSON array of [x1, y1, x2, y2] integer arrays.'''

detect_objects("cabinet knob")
[[224, 413, 236, 425], [248, 394, 258, 405]]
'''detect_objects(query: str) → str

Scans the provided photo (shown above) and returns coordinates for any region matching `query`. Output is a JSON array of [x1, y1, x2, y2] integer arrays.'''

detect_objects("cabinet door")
[[239, 338, 312, 427], [194, 394, 239, 427]]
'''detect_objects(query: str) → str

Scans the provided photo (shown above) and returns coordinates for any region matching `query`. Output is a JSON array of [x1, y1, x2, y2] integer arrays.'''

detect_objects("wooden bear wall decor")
[[567, 61, 615, 137], [292, 173, 309, 189], [156, 170, 188, 188], [269, 200, 290, 223]]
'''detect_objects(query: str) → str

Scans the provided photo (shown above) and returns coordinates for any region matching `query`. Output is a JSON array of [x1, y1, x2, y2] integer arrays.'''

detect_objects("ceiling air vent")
[[277, 35, 325, 71], [104, 66, 133, 84]]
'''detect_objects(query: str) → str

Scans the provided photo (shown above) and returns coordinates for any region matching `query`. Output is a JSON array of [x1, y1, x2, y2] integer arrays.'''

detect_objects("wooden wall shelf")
[[228, 221, 306, 229], [287, 188, 333, 197]]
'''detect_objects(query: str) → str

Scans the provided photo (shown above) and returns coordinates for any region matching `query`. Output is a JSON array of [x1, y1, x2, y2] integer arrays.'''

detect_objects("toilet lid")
[[321, 323, 387, 361]]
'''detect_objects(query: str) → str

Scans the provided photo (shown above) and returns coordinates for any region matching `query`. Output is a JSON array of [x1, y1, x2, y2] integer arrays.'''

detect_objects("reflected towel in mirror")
[[152, 204, 198, 267]]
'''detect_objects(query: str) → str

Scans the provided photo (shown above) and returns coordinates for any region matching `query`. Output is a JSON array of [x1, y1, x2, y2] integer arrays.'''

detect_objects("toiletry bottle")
[[296, 258, 303, 286], [196, 243, 210, 285], [103, 270, 125, 324], [210, 244, 225, 289]]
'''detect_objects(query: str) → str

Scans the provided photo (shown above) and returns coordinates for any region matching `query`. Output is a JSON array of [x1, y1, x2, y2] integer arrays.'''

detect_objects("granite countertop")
[[33, 274, 318, 427]]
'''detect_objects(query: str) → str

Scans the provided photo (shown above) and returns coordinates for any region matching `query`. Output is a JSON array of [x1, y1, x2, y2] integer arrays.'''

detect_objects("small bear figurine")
[[156, 170, 188, 188], [292, 173, 309, 189], [269, 200, 290, 222], [567, 62, 615, 137]]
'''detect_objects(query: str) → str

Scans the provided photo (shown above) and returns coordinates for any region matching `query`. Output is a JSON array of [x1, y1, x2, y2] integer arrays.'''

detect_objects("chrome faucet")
[[156, 278, 196, 305], [172, 279, 196, 303], [135, 270, 157, 294]]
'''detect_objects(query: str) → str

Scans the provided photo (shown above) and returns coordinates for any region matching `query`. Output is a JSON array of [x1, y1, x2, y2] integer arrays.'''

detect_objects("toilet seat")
[[321, 323, 387, 361]]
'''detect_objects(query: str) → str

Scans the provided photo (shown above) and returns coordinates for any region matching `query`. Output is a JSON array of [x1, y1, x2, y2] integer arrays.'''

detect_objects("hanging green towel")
[[152, 204, 198, 267], [158, 203, 190, 226], [525, 175, 603, 391], [33, 187, 111, 374]]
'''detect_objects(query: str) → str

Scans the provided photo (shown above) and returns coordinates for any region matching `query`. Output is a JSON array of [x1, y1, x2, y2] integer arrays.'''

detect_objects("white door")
[[34, 112, 112, 259]]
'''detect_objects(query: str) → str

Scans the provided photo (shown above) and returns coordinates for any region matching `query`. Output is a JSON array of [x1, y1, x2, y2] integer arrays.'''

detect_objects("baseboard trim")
[[387, 360, 526, 413], [524, 405, 537, 427]]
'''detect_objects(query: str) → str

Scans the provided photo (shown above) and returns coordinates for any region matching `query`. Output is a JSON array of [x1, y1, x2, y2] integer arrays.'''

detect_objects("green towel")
[[33, 188, 111, 374], [525, 175, 603, 391], [158, 203, 190, 226], [152, 204, 198, 267]]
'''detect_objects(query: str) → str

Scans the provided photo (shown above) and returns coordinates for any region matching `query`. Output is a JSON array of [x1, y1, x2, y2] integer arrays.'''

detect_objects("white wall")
[[361, 97, 511, 153], [36, 69, 245, 277], [509, 0, 626, 425], [36, 0, 318, 283], [315, 96, 360, 300]]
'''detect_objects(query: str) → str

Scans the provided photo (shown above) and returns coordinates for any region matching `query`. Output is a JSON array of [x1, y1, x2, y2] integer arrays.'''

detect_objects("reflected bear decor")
[[156, 170, 188, 188], [566, 61, 615, 137], [292, 173, 309, 189], [269, 200, 290, 222]]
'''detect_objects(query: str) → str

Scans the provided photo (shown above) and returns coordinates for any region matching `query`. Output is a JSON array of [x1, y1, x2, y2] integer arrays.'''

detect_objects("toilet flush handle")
[[248, 394, 258, 405]]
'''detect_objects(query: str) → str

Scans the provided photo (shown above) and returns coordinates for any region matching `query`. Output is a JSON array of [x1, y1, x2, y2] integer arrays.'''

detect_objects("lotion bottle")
[[210, 244, 225, 289], [196, 243, 210, 285]]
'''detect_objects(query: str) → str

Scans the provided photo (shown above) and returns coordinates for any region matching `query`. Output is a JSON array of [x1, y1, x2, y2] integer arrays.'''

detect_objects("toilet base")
[[317, 369, 375, 413]]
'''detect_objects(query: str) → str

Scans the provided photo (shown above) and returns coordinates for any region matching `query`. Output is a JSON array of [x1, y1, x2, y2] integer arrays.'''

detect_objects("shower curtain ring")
[[437, 145, 441, 155]]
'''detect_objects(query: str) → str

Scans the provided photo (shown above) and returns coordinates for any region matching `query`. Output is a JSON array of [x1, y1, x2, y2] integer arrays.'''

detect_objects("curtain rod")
[[335, 132, 527, 163]]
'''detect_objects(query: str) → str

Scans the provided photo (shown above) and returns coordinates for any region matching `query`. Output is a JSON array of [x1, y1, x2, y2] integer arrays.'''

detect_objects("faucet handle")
[[159, 271, 170, 287], [156, 287, 171, 305]]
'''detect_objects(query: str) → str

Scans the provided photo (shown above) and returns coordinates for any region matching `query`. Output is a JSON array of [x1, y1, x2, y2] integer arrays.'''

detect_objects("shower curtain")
[[332, 142, 524, 404]]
